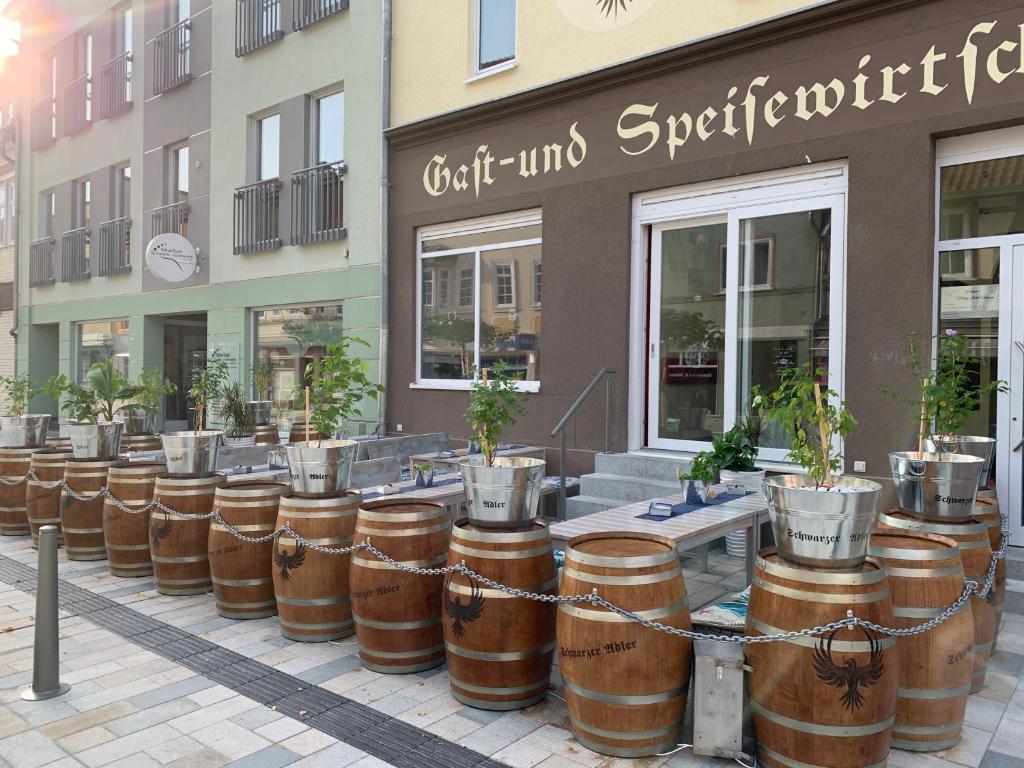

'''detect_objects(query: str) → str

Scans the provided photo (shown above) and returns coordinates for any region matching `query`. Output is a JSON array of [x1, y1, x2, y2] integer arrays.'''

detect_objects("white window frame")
[[421, 267, 435, 313], [459, 267, 474, 307], [718, 237, 774, 293], [493, 261, 515, 309], [414, 209, 541, 393], [628, 161, 849, 465], [470, 0, 517, 80], [436, 267, 450, 309], [532, 259, 541, 307]]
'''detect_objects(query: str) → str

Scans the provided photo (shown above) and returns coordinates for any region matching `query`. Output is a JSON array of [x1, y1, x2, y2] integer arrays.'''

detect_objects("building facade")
[[12, 0, 383, 431], [0, 88, 15, 410]]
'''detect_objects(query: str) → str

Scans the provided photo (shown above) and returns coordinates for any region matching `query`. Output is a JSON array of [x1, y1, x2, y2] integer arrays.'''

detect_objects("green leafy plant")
[[133, 369, 176, 412], [45, 364, 137, 424], [0, 375, 41, 416], [738, 385, 768, 447], [301, 335, 384, 444], [250, 361, 273, 402], [465, 362, 526, 466], [678, 450, 717, 484], [767, 363, 856, 487], [710, 425, 758, 472], [219, 381, 255, 439], [189, 350, 231, 432], [415, 462, 433, 474]]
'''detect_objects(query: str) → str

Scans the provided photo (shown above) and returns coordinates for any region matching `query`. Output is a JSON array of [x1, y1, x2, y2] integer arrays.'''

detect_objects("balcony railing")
[[31, 96, 56, 149], [293, 0, 348, 30], [98, 52, 132, 119], [98, 218, 132, 277], [153, 19, 191, 95], [234, 179, 282, 254], [291, 161, 346, 245], [29, 238, 56, 287], [236, 0, 283, 56], [150, 201, 190, 238], [60, 227, 91, 282], [63, 74, 91, 136]]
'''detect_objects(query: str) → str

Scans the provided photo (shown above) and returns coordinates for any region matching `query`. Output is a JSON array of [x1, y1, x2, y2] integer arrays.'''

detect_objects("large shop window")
[[641, 164, 847, 461], [77, 320, 130, 383], [253, 303, 344, 405], [417, 211, 541, 391]]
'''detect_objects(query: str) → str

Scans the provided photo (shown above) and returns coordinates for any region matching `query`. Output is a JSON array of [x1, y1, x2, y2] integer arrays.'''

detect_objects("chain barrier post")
[[21, 525, 70, 701]]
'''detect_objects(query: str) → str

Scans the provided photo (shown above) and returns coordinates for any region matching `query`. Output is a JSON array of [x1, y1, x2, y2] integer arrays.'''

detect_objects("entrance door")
[[1004, 244, 1024, 546]]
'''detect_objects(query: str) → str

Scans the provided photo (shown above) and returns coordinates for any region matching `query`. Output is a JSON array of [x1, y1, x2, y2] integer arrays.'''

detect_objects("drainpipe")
[[377, 0, 392, 436], [1, 118, 19, 364]]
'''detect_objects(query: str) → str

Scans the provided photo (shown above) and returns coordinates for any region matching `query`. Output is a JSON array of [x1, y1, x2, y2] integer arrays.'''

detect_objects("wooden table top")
[[408, 445, 546, 469]]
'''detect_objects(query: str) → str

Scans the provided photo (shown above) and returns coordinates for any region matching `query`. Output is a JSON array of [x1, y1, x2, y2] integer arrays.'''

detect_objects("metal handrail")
[[550, 367, 616, 520]]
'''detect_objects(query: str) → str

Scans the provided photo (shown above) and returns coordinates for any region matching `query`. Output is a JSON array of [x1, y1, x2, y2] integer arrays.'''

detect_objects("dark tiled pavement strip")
[[0, 553, 505, 768]]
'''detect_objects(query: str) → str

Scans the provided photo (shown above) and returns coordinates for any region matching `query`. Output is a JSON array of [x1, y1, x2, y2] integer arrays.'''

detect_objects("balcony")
[[236, 0, 284, 56], [63, 74, 92, 136], [30, 96, 56, 150], [98, 218, 132, 277], [150, 201, 190, 238], [60, 227, 90, 282], [234, 179, 282, 254], [291, 161, 346, 245], [29, 238, 55, 287], [153, 19, 191, 95], [98, 52, 132, 120], [293, 0, 348, 31]]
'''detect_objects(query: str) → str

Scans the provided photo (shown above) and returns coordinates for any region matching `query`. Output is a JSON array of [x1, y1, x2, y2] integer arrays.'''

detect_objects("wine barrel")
[[879, 512, 995, 694], [209, 482, 288, 619], [273, 492, 360, 641], [558, 532, 693, 757], [47, 438, 71, 451], [445, 520, 557, 710], [867, 531, 974, 751], [151, 474, 225, 595], [747, 551, 898, 768], [103, 462, 165, 577], [120, 434, 162, 453], [288, 423, 327, 443], [974, 498, 1006, 650], [62, 459, 118, 560], [0, 447, 35, 536], [350, 500, 449, 673], [254, 425, 278, 446], [26, 449, 71, 546]]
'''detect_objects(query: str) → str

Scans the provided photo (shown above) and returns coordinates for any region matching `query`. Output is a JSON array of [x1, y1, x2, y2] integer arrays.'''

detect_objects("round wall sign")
[[556, 0, 658, 31], [145, 233, 198, 283]]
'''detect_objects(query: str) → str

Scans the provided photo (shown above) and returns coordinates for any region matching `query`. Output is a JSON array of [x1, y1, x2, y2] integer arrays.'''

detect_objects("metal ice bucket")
[[0, 415, 51, 448], [119, 406, 156, 436], [889, 451, 985, 522], [459, 456, 546, 528], [68, 422, 124, 459], [763, 475, 881, 569], [680, 479, 709, 506], [160, 430, 223, 475], [247, 401, 272, 427], [284, 439, 357, 497], [925, 435, 996, 491]]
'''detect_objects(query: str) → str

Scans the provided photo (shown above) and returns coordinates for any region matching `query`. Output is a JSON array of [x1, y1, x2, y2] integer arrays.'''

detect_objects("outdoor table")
[[407, 444, 545, 476], [547, 491, 770, 583]]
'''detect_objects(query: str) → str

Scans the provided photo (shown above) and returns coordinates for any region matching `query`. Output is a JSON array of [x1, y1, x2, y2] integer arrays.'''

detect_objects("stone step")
[[564, 494, 623, 520], [594, 452, 690, 483], [580, 472, 681, 503]]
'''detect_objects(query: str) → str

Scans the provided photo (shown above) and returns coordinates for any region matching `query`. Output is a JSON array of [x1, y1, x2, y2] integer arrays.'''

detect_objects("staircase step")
[[564, 495, 623, 520], [580, 473, 681, 503], [594, 452, 690, 483]]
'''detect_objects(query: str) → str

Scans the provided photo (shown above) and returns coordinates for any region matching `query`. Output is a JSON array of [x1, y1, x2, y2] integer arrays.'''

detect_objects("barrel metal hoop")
[[352, 613, 442, 630], [758, 557, 887, 585], [105, 543, 151, 551], [62, 527, 104, 534], [447, 577, 558, 599], [751, 701, 895, 737], [155, 577, 211, 586], [280, 619, 353, 631], [352, 554, 447, 570], [974, 640, 994, 654], [893, 603, 969, 618], [752, 576, 890, 604], [275, 594, 350, 607], [758, 744, 885, 768], [355, 520, 451, 537], [152, 554, 208, 564], [444, 640, 555, 662], [360, 643, 446, 659], [359, 508, 449, 523], [892, 721, 965, 734], [884, 565, 964, 578], [561, 566, 679, 586], [879, 514, 988, 536], [891, 735, 962, 751], [898, 684, 972, 700], [449, 675, 550, 696], [559, 596, 689, 623], [748, 618, 896, 651], [569, 716, 682, 741], [210, 523, 275, 533], [211, 576, 272, 586], [450, 541, 552, 560], [215, 599, 278, 610], [562, 678, 687, 705], [566, 547, 677, 569], [278, 535, 353, 547], [277, 508, 358, 519]]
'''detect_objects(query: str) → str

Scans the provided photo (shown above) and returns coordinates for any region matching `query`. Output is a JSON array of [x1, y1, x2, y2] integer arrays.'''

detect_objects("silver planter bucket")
[[119, 406, 156, 436], [0, 414, 51, 448], [247, 401, 272, 427], [459, 456, 546, 529], [925, 435, 996, 491], [68, 422, 124, 459], [160, 430, 223, 476], [763, 475, 882, 569], [285, 440, 357, 497], [889, 451, 985, 522], [680, 479, 709, 505]]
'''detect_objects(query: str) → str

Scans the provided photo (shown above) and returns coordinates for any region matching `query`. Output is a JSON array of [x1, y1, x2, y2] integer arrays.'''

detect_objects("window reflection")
[[254, 304, 343, 405]]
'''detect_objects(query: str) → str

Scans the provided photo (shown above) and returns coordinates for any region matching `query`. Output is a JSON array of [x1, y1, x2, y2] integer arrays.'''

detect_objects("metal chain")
[[27, 470, 65, 490], [0, 472, 29, 487]]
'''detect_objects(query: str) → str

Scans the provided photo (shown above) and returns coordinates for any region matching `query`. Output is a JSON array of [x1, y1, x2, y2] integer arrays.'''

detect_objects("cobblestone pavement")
[[1, 534, 1023, 768]]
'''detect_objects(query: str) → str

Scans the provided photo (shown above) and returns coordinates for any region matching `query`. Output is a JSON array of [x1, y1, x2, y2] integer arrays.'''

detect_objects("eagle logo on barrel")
[[149, 516, 173, 548], [274, 538, 306, 581], [444, 574, 484, 639], [813, 628, 885, 710]]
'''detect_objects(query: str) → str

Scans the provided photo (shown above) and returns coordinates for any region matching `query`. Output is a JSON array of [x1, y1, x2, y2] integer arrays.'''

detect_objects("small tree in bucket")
[[465, 362, 526, 467], [301, 335, 383, 445], [189, 351, 231, 432], [0, 375, 42, 417]]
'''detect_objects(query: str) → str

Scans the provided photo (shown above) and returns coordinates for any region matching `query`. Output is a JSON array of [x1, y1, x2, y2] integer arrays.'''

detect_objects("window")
[[940, 156, 1024, 239], [118, 5, 133, 54], [0, 185, 7, 245], [533, 260, 541, 305], [114, 164, 131, 219], [6, 180, 14, 245], [257, 113, 280, 180], [77, 320, 130, 383], [253, 303, 344, 404], [719, 238, 774, 292], [476, 0, 516, 73], [45, 52, 57, 139], [417, 212, 541, 388], [78, 32, 93, 122], [171, 143, 189, 203], [41, 190, 55, 237], [316, 91, 343, 164], [74, 178, 91, 229], [177, 0, 190, 23], [940, 250, 974, 279]]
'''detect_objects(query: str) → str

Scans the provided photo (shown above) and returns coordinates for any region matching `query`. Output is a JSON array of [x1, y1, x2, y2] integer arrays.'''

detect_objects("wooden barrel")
[[254, 425, 278, 445], [47, 438, 71, 451], [120, 434, 162, 453], [350, 500, 449, 673], [26, 449, 71, 546], [867, 531, 974, 751], [879, 512, 996, 694], [746, 551, 898, 768], [209, 482, 288, 619], [974, 497, 1006, 650], [103, 461, 165, 577], [288, 423, 327, 443], [0, 447, 35, 536], [444, 519, 557, 710], [273, 492, 360, 641], [151, 474, 225, 595], [62, 459, 118, 560], [558, 532, 693, 757]]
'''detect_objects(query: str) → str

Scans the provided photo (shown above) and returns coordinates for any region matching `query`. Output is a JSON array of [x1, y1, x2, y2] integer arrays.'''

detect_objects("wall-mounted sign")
[[145, 233, 198, 283], [556, 0, 658, 32]]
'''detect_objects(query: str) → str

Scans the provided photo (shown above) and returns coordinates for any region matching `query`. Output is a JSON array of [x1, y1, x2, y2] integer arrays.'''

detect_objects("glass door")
[[1004, 245, 1023, 546]]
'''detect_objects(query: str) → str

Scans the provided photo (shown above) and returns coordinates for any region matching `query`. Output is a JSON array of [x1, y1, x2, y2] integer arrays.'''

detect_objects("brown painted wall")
[[388, 0, 1024, 483]]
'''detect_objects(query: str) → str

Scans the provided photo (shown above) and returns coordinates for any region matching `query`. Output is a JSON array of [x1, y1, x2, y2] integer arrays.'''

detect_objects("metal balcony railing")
[[150, 201, 190, 238], [234, 178, 282, 254], [236, 0, 283, 56], [60, 227, 91, 282], [31, 96, 56, 149], [98, 52, 132, 119], [98, 218, 132, 277], [293, 0, 348, 30], [153, 19, 191, 95], [29, 238, 56, 287], [290, 161, 346, 245], [63, 74, 91, 135]]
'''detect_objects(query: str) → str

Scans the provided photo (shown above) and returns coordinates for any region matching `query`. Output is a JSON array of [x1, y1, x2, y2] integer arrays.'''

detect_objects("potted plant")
[[248, 360, 273, 427], [160, 350, 231, 476], [219, 381, 256, 447], [121, 369, 176, 436], [459, 363, 543, 528], [677, 451, 716, 505], [50, 361, 133, 459], [711, 425, 765, 493], [285, 335, 383, 497], [0, 375, 51, 448], [414, 461, 435, 488], [763, 363, 880, 569]]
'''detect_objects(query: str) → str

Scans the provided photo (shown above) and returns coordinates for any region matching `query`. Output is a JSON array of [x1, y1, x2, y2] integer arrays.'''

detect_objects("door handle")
[[1014, 439, 1024, 453], [1016, 341, 1024, 354]]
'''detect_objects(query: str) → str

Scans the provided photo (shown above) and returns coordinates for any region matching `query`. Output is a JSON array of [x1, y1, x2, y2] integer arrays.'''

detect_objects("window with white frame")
[[253, 303, 343, 405], [418, 211, 541, 388], [257, 113, 280, 181], [476, 0, 516, 73], [532, 260, 541, 305]]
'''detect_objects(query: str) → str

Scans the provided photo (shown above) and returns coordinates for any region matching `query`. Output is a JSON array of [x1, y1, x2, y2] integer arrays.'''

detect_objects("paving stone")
[[7, 699, 81, 727], [254, 717, 309, 743], [223, 745, 299, 768], [457, 711, 543, 757], [162, 746, 232, 768], [105, 698, 201, 737], [278, 729, 337, 758], [192, 720, 272, 761], [981, 752, 1024, 767], [229, 707, 285, 731], [76, 723, 182, 768], [126, 676, 214, 710], [966, 696, 1009, 732], [0, 729, 69, 768], [289, 742, 369, 768], [38, 702, 137, 741], [55, 725, 115, 754], [936, 724, 996, 768], [295, 658, 362, 686]]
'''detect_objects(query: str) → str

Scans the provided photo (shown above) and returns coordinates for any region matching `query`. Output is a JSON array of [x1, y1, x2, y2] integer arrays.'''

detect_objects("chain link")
[[0, 472, 29, 487]]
